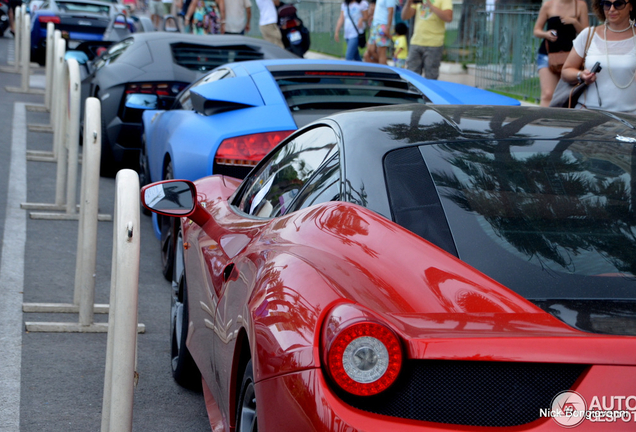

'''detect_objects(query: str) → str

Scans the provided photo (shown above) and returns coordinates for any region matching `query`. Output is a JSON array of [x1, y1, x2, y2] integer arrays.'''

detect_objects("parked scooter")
[[277, 1, 309, 57], [0, 0, 9, 37]]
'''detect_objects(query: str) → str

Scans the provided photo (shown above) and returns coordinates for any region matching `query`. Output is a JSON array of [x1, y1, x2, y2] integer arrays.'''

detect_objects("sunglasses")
[[601, 0, 628, 10]]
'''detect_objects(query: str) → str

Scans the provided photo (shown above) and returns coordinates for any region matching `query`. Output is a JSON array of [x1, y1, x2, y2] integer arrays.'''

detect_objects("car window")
[[93, 38, 134, 71], [234, 126, 339, 218], [57, 1, 110, 13], [175, 68, 232, 110], [287, 153, 340, 213]]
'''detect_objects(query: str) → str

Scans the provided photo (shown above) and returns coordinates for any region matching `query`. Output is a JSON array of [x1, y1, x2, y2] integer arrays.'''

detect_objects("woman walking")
[[534, 0, 589, 106], [334, 0, 369, 61]]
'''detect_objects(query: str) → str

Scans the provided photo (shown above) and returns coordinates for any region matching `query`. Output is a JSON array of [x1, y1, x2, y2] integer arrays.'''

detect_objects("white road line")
[[0, 102, 27, 432]]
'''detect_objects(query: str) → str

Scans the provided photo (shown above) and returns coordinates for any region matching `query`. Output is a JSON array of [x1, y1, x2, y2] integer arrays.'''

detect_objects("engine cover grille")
[[338, 360, 587, 427]]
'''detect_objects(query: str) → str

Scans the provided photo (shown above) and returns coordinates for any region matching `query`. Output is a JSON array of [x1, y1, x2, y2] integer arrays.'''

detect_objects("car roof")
[[323, 104, 636, 219]]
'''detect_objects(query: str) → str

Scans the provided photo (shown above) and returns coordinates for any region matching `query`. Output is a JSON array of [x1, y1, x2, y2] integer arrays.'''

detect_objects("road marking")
[[0, 102, 27, 432]]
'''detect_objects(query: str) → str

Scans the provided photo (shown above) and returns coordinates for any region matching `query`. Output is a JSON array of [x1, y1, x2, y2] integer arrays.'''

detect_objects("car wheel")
[[100, 116, 117, 178], [170, 230, 201, 389], [139, 134, 150, 216], [236, 359, 257, 432], [160, 161, 175, 280]]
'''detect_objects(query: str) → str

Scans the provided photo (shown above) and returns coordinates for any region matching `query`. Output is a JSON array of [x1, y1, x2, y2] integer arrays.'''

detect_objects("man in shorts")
[[401, 0, 452, 79], [363, 0, 395, 65], [150, 0, 164, 29]]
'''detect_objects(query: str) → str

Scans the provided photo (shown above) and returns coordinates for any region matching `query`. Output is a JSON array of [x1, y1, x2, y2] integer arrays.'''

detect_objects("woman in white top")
[[334, 0, 369, 61], [561, 0, 636, 113]]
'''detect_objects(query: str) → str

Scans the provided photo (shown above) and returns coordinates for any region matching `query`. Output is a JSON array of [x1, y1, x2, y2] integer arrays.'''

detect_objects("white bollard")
[[44, 22, 55, 111], [65, 58, 81, 216], [101, 169, 141, 432], [76, 97, 102, 326], [20, 13, 30, 91], [0, 7, 21, 74], [54, 40, 69, 209]]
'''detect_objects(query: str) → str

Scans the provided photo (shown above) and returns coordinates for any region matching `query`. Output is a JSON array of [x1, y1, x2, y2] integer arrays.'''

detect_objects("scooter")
[[0, 0, 9, 37], [277, 2, 310, 57]]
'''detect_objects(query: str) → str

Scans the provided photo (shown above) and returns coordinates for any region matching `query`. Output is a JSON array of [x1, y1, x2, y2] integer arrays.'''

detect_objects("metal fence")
[[247, 1, 600, 102]]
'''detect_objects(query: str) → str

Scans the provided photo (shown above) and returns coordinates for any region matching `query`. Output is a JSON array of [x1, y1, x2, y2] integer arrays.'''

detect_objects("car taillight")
[[215, 130, 294, 167], [39, 16, 61, 24], [125, 82, 187, 97], [326, 321, 402, 396]]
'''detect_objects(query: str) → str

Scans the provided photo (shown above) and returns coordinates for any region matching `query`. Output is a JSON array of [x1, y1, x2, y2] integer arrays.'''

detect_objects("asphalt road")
[[0, 35, 210, 431]]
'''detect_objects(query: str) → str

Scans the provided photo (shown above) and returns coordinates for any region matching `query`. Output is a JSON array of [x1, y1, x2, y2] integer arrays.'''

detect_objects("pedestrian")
[[255, 0, 284, 48], [533, 0, 588, 106], [225, 0, 251, 34], [363, 0, 395, 64], [401, 0, 453, 79], [392, 21, 408, 67], [334, 0, 369, 61], [150, 0, 164, 28], [560, 0, 636, 112], [185, 0, 225, 34]]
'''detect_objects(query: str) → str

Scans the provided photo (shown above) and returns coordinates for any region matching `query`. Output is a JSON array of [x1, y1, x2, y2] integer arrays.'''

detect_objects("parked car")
[[142, 59, 519, 278], [77, 33, 298, 176], [142, 104, 636, 431], [30, 0, 118, 64]]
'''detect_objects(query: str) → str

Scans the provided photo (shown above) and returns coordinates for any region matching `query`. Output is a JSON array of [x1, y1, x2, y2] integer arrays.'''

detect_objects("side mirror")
[[141, 180, 211, 226]]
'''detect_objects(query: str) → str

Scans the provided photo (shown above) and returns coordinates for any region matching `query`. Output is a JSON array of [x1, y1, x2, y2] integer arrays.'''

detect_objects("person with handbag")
[[334, 0, 369, 61], [561, 0, 636, 113], [533, 0, 589, 106]]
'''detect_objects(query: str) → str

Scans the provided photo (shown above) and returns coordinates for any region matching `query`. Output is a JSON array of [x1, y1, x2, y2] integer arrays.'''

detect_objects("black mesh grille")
[[338, 360, 587, 427], [170, 43, 264, 71]]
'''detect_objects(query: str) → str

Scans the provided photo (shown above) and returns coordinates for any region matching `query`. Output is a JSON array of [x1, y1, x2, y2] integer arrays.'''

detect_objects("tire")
[[236, 360, 257, 432], [139, 134, 151, 216], [170, 230, 201, 390], [100, 116, 117, 177], [160, 161, 175, 280]]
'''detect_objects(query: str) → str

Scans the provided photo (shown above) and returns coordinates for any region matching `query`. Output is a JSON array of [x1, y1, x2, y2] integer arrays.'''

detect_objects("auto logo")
[[616, 135, 636, 143], [151, 112, 160, 123], [78, 20, 92, 26]]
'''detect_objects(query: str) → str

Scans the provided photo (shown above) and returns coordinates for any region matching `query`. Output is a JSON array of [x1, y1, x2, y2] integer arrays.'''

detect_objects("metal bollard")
[[20, 13, 30, 91], [101, 169, 141, 432], [44, 22, 55, 111]]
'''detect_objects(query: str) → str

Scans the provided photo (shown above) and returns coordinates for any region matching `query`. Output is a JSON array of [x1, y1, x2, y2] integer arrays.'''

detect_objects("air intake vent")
[[338, 360, 587, 427], [171, 43, 263, 71]]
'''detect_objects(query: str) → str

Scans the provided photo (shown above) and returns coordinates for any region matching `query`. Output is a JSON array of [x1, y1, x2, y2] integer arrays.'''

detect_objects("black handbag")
[[346, 5, 366, 49], [549, 26, 594, 108]]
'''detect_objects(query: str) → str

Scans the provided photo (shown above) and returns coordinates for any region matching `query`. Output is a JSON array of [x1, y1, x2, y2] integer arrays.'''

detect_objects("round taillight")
[[327, 322, 402, 396]]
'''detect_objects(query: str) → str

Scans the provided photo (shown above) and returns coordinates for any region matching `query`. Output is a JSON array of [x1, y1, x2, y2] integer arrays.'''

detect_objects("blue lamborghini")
[[141, 59, 519, 188], [141, 59, 520, 278]]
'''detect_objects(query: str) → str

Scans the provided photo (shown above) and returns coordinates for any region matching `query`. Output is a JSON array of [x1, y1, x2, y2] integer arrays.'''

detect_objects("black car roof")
[[327, 104, 636, 219]]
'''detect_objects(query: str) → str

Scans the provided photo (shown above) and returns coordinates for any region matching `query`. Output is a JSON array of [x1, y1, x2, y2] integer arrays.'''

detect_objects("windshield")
[[417, 139, 636, 301], [56, 1, 110, 13]]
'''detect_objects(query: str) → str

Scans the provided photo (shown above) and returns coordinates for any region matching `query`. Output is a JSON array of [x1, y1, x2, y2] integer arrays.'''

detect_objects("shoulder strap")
[[346, 5, 362, 35], [584, 26, 595, 58]]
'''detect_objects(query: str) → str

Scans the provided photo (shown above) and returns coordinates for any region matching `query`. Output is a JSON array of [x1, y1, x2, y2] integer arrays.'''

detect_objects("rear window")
[[170, 43, 264, 72], [57, 1, 111, 14], [270, 69, 429, 112], [384, 139, 636, 301]]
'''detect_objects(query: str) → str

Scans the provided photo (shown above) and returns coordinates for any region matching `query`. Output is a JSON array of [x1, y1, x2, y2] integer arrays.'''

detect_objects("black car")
[[79, 32, 298, 175]]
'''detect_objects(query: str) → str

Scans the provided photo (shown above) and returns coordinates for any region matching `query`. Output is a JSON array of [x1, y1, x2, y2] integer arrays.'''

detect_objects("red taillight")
[[326, 321, 402, 396], [125, 82, 187, 96], [215, 130, 294, 167], [39, 16, 61, 24]]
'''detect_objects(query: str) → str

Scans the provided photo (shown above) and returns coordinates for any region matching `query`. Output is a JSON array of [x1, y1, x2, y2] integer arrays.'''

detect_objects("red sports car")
[[142, 104, 636, 431]]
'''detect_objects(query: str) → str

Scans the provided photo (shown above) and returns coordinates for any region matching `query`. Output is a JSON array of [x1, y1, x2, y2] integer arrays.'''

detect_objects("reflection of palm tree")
[[433, 149, 636, 276]]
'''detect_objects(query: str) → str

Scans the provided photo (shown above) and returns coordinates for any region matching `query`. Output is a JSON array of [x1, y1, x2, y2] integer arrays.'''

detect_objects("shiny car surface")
[[80, 33, 298, 176], [142, 105, 636, 431], [30, 0, 115, 64]]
